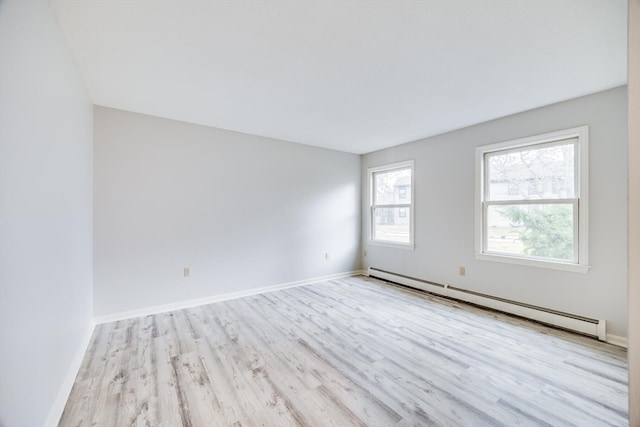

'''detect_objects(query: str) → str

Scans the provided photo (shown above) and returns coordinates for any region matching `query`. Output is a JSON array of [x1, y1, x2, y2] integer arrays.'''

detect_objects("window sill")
[[475, 253, 590, 273], [369, 240, 415, 250]]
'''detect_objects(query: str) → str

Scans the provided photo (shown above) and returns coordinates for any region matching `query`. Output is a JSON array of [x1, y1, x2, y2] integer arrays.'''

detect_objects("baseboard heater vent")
[[367, 267, 606, 341]]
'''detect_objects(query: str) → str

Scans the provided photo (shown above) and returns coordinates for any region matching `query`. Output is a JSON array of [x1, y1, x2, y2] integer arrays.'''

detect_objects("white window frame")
[[474, 126, 589, 273], [369, 160, 415, 249]]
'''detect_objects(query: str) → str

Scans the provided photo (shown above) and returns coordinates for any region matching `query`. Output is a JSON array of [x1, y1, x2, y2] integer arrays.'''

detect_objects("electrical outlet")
[[325, 252, 330, 260], [184, 267, 190, 278], [459, 266, 466, 276], [363, 250, 367, 257]]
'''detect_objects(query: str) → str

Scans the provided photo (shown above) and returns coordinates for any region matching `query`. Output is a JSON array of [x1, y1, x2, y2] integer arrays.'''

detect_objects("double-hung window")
[[369, 161, 414, 248], [475, 126, 589, 272]]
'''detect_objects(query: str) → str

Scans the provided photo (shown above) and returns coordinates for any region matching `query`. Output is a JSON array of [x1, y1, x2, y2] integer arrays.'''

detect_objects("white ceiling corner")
[[50, 0, 627, 154]]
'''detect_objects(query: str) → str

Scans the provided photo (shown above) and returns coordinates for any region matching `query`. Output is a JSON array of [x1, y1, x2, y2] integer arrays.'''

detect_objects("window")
[[475, 126, 589, 273], [369, 161, 414, 247]]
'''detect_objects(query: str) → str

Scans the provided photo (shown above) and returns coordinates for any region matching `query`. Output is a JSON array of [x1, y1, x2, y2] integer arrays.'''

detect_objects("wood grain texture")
[[59, 276, 628, 426]]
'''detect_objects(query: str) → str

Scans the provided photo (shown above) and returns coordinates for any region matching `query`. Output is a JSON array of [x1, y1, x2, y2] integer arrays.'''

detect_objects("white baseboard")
[[44, 320, 96, 427], [94, 270, 364, 324], [606, 334, 628, 348]]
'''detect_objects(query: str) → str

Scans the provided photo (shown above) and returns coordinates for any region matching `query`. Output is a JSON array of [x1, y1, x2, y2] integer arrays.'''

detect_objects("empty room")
[[1, 0, 638, 426]]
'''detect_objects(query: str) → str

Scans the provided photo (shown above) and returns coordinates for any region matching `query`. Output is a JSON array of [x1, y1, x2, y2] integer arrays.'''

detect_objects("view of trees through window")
[[372, 166, 412, 244], [485, 139, 577, 261]]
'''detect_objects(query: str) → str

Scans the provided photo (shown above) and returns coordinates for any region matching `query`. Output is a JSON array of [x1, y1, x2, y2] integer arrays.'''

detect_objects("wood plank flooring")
[[59, 275, 628, 426]]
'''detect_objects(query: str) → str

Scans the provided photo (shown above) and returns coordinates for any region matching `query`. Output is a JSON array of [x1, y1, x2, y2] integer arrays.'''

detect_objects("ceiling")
[[50, 0, 627, 155]]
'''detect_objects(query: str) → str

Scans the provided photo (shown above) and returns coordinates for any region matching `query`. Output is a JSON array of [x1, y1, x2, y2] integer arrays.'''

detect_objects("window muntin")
[[476, 126, 589, 272], [370, 161, 414, 247]]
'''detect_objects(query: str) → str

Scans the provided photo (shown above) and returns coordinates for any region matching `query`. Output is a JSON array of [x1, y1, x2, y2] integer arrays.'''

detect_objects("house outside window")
[[369, 161, 414, 248], [398, 186, 407, 199], [475, 126, 589, 273]]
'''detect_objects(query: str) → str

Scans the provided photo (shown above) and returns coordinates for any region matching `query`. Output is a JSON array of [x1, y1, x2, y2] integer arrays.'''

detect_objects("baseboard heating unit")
[[367, 267, 606, 341]]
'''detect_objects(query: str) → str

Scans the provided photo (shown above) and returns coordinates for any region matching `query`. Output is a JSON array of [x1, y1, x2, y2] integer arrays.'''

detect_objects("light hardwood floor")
[[59, 276, 628, 426]]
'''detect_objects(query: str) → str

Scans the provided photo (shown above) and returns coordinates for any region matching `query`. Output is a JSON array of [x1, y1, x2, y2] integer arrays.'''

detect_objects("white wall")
[[627, 0, 639, 423], [0, 2, 94, 426], [362, 87, 628, 338], [94, 107, 361, 316]]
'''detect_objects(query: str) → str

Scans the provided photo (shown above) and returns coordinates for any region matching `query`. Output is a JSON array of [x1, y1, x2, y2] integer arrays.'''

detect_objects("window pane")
[[486, 140, 575, 201], [486, 203, 574, 261], [373, 207, 411, 243], [374, 168, 411, 205]]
